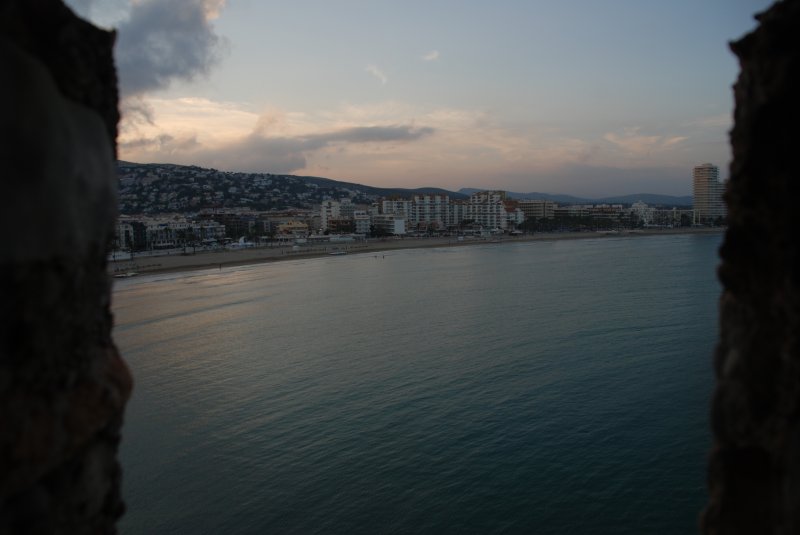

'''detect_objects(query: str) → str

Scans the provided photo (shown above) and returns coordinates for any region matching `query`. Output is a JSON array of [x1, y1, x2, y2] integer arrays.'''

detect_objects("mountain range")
[[458, 188, 692, 207]]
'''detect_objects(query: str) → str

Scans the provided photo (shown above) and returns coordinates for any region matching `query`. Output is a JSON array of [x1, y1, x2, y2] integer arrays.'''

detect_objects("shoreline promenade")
[[109, 227, 724, 277]]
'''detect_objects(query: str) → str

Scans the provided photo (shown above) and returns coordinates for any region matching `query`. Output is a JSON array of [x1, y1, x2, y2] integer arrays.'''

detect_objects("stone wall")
[[0, 1, 131, 533], [704, 1, 800, 533]]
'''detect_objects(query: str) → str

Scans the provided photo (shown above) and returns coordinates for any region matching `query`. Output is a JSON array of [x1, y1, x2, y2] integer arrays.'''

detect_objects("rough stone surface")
[[704, 1, 800, 533], [0, 1, 131, 533]]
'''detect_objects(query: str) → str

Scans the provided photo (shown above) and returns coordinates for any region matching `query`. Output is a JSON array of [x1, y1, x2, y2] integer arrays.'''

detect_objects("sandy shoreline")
[[109, 227, 724, 277]]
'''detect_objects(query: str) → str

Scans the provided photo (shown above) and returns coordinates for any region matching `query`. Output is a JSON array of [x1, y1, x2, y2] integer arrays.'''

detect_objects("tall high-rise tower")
[[693, 163, 726, 223]]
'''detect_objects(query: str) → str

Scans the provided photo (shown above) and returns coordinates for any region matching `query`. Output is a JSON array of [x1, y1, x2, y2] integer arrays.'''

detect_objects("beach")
[[108, 227, 724, 276]]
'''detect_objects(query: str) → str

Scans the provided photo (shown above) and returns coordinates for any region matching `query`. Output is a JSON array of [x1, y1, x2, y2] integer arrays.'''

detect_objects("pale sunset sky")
[[67, 0, 772, 196]]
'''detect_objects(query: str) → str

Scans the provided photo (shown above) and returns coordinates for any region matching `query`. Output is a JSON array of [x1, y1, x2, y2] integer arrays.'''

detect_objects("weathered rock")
[[704, 1, 800, 533], [0, 1, 130, 533]]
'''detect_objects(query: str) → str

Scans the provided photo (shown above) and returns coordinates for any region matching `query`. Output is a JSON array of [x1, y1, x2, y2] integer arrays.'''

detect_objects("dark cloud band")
[[122, 124, 436, 174]]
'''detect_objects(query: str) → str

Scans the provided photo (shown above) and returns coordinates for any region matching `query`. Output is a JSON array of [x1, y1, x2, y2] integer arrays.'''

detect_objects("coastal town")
[[111, 162, 726, 273]]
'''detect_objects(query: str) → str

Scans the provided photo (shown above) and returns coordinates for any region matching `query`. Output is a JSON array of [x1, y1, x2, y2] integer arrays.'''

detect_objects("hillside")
[[116, 161, 465, 214]]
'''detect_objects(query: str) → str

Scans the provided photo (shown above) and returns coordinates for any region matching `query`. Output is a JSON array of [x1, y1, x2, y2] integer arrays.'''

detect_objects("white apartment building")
[[651, 208, 695, 227], [381, 199, 412, 220], [411, 194, 449, 230], [353, 210, 371, 235], [114, 220, 135, 250], [554, 204, 623, 221], [193, 220, 226, 242], [320, 199, 362, 231], [338, 199, 355, 220], [466, 191, 523, 231], [466, 191, 504, 230], [143, 218, 186, 248], [377, 192, 527, 233], [517, 199, 555, 220], [630, 201, 654, 225], [371, 214, 406, 235], [449, 201, 469, 229], [320, 200, 339, 230], [505, 204, 525, 228]]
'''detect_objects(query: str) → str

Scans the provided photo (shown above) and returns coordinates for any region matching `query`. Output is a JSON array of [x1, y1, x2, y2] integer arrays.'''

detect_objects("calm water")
[[114, 233, 721, 534]]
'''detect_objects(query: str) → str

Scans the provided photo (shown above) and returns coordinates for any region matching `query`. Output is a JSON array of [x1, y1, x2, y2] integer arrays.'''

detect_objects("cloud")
[[66, 0, 94, 17], [121, 133, 200, 153], [116, 96, 714, 194], [115, 0, 228, 96], [663, 136, 688, 147], [120, 96, 156, 127], [64, 0, 130, 27], [315, 125, 434, 144], [422, 50, 440, 61], [202, 125, 435, 173], [201, 0, 226, 19], [199, 135, 310, 174], [366, 65, 388, 85], [120, 110, 435, 174], [683, 113, 732, 129], [603, 127, 687, 155], [120, 131, 308, 174]]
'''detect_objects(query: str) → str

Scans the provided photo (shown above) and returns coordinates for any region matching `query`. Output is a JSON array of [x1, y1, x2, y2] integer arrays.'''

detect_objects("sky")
[[66, 0, 773, 197]]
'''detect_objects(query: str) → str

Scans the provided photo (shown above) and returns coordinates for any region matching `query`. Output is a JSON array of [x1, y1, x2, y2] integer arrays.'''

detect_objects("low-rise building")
[[372, 214, 406, 235], [113, 215, 226, 251], [277, 220, 309, 236]]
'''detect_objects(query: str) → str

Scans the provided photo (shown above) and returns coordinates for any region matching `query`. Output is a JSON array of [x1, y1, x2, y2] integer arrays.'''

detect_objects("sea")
[[113, 232, 721, 534]]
